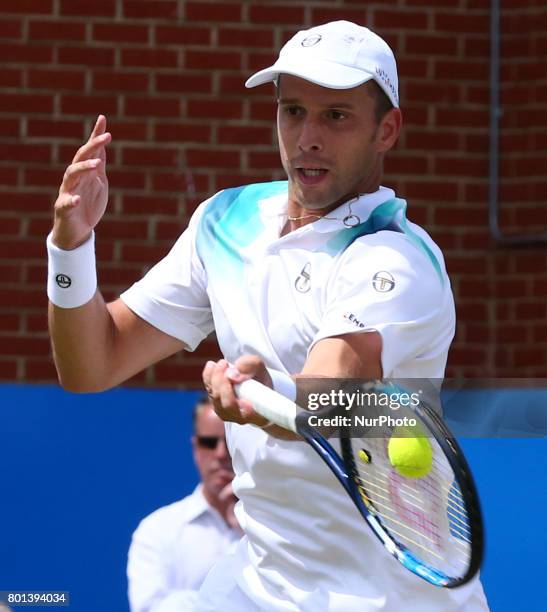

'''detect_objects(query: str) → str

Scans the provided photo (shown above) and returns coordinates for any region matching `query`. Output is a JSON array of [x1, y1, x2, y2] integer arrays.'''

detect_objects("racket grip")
[[235, 379, 298, 433]]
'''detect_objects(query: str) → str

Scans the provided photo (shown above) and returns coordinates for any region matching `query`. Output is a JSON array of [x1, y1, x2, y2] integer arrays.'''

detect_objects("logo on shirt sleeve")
[[372, 271, 395, 293]]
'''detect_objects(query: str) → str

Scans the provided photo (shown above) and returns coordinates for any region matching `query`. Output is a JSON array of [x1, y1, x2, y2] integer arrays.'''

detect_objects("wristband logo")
[[56, 274, 72, 289]]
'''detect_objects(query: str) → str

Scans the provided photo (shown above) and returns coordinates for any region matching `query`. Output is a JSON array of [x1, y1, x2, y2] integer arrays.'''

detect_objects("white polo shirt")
[[121, 182, 487, 611], [127, 486, 240, 612]]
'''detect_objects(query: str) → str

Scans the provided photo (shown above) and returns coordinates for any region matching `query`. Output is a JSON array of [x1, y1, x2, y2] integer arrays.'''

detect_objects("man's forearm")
[[48, 291, 117, 393]]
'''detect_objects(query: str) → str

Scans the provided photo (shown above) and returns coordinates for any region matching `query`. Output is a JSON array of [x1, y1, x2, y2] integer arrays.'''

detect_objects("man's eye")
[[329, 110, 346, 120], [286, 106, 302, 116]]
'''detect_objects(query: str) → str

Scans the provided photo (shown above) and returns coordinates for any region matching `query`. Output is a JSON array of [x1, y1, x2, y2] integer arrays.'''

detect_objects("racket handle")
[[235, 379, 298, 433]]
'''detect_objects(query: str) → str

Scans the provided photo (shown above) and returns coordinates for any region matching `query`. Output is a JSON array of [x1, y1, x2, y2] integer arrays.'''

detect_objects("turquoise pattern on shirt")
[[195, 181, 288, 278], [323, 198, 444, 285]]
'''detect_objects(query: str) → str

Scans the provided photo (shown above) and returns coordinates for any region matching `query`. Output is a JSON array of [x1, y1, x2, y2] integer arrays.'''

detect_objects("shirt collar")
[[182, 484, 212, 523], [257, 186, 396, 235]]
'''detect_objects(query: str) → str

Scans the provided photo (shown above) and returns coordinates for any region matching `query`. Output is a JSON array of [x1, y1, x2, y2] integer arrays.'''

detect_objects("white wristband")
[[266, 368, 297, 402], [47, 231, 97, 308]]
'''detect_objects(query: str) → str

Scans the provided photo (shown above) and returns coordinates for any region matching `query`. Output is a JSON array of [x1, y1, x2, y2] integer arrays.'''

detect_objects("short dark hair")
[[192, 395, 213, 432], [368, 81, 394, 124]]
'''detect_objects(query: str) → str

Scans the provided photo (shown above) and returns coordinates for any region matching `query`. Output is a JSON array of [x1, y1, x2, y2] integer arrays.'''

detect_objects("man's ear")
[[377, 108, 403, 153]]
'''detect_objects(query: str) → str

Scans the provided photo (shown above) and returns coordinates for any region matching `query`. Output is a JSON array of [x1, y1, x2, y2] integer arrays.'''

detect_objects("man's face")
[[277, 75, 393, 212], [192, 404, 234, 499]]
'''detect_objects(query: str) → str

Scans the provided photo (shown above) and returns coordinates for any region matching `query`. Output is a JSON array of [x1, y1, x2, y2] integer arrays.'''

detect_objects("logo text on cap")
[[301, 34, 322, 47]]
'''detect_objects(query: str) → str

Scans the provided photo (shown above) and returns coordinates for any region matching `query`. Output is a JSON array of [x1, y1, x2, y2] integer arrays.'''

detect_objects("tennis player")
[[48, 20, 489, 611]]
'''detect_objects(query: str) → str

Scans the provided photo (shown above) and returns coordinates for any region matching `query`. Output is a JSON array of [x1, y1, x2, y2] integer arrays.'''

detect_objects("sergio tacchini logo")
[[372, 271, 395, 293]]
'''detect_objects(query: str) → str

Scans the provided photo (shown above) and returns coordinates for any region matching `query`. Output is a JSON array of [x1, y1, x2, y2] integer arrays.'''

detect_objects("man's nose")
[[297, 117, 323, 152]]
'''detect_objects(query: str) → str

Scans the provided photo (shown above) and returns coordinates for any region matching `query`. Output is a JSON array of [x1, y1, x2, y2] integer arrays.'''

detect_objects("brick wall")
[[1, 0, 545, 387]]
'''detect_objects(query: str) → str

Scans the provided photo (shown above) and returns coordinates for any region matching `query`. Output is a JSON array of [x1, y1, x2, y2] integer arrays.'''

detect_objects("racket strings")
[[348, 434, 472, 577]]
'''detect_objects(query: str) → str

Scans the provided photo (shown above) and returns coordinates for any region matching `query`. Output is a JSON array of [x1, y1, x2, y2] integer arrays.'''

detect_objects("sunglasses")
[[196, 436, 226, 450]]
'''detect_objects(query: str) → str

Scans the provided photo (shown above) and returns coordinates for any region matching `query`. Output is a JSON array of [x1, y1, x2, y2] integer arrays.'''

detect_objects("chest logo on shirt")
[[295, 262, 311, 293], [372, 271, 395, 293]]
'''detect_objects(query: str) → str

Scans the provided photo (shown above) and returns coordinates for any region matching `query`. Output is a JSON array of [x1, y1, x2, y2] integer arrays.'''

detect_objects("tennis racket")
[[235, 378, 483, 588]]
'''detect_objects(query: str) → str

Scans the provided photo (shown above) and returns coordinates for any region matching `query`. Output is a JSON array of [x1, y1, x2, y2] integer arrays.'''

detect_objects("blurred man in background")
[[127, 397, 241, 612]]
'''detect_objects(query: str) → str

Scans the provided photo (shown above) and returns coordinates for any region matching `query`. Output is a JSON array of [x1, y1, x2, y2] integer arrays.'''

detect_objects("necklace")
[[287, 196, 362, 228]]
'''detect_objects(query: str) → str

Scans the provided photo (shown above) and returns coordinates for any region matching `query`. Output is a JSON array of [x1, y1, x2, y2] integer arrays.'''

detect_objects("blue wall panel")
[[0, 384, 545, 610]]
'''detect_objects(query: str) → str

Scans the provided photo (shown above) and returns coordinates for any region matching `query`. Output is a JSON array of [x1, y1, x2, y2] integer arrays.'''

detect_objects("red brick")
[[185, 50, 241, 71], [58, 46, 115, 67], [155, 221, 185, 241], [1, 1, 53, 15], [151, 171, 209, 193], [0, 166, 19, 185], [121, 48, 178, 68], [121, 243, 171, 263], [405, 181, 459, 201], [218, 27, 274, 48], [23, 358, 57, 381], [0, 190, 52, 212], [385, 155, 428, 175], [405, 81, 461, 104], [187, 99, 243, 120], [155, 73, 211, 94], [108, 121, 148, 141], [123, 0, 178, 19], [60, 0, 115, 16], [436, 108, 489, 128], [122, 147, 178, 167], [0, 359, 17, 380], [26, 217, 53, 236], [406, 0, 460, 5], [0, 19, 22, 38], [0, 216, 21, 235], [465, 37, 490, 58], [434, 12, 490, 33], [514, 347, 545, 367], [310, 8, 366, 24], [434, 157, 489, 178], [0, 237, 45, 259], [434, 60, 489, 81], [0, 313, 20, 332], [0, 144, 51, 163], [0, 116, 20, 136], [0, 67, 22, 87], [249, 100, 276, 121], [186, 2, 242, 22], [219, 74, 267, 97], [27, 119, 83, 139], [515, 302, 547, 319], [248, 51, 278, 71], [28, 68, 85, 90], [124, 96, 180, 117], [24, 167, 63, 187], [107, 169, 146, 189], [217, 126, 273, 146], [406, 130, 460, 151], [0, 42, 53, 63], [374, 10, 428, 30], [397, 58, 428, 78], [99, 218, 149, 240], [405, 34, 459, 56], [93, 70, 149, 92], [445, 255, 487, 274], [60, 95, 118, 116], [93, 23, 149, 44], [155, 25, 210, 45], [122, 194, 179, 215], [186, 149, 241, 169], [212, 174, 270, 192], [248, 4, 304, 24], [29, 20, 85, 41], [435, 205, 488, 226], [155, 122, 210, 143], [248, 151, 281, 170]]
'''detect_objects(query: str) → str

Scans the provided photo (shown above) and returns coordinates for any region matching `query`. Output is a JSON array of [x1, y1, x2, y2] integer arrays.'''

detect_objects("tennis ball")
[[387, 428, 433, 478]]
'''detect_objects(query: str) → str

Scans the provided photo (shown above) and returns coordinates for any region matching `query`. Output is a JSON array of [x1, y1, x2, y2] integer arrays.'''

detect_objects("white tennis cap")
[[245, 21, 399, 108]]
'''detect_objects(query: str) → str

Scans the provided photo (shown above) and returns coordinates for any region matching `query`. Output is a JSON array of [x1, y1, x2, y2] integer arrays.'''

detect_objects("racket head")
[[339, 381, 484, 588]]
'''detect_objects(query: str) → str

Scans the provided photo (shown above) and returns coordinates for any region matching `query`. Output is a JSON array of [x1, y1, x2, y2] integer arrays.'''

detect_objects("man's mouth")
[[296, 167, 328, 184]]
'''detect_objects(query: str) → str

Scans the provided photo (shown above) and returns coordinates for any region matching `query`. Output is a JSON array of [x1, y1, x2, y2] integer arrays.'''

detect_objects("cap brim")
[[245, 58, 374, 91]]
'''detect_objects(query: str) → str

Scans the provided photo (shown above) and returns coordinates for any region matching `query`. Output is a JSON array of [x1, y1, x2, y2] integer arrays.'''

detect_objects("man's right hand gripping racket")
[[235, 379, 483, 588]]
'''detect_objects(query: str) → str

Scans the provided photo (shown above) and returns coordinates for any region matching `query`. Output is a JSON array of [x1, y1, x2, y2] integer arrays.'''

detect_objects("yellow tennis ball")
[[387, 428, 433, 478]]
